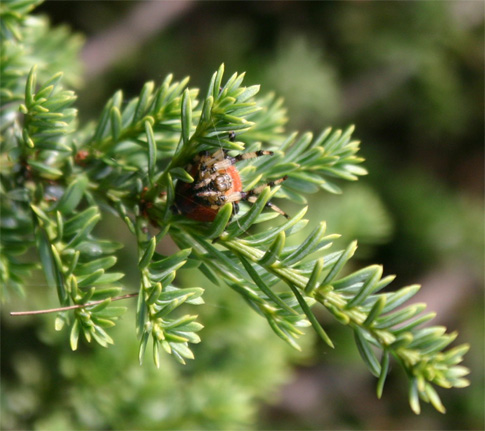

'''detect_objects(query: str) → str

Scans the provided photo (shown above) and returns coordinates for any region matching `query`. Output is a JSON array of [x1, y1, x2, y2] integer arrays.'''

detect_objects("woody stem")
[[10, 292, 139, 316]]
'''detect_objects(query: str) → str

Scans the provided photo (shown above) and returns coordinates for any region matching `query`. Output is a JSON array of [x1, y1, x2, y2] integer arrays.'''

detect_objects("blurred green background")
[[2, 1, 483, 429]]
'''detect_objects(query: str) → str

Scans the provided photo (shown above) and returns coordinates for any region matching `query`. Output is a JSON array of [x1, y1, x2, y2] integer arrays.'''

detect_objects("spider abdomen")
[[175, 161, 243, 222], [173, 149, 287, 222]]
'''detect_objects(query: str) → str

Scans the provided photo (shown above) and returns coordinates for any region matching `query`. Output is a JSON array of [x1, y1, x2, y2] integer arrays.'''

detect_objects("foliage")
[[0, 0, 470, 419], [1, 297, 297, 430]]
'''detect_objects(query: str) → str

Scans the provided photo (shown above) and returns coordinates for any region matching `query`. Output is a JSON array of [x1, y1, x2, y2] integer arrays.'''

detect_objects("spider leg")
[[205, 149, 226, 166], [245, 176, 288, 198], [196, 190, 242, 206], [212, 150, 274, 171], [197, 149, 226, 172], [193, 177, 213, 190], [241, 175, 289, 219], [267, 202, 289, 219], [244, 196, 289, 219], [234, 150, 273, 162], [192, 149, 228, 188], [209, 191, 243, 203]]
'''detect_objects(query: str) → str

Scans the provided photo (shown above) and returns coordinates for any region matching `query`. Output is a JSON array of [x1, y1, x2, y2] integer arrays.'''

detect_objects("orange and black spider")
[[173, 148, 288, 222]]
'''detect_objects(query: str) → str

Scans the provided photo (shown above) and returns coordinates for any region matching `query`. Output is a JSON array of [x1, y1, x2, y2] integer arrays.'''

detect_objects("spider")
[[173, 147, 288, 222]]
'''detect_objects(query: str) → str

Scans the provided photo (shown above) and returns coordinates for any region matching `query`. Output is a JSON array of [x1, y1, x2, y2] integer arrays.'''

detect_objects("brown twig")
[[82, 1, 194, 78], [9, 292, 139, 316]]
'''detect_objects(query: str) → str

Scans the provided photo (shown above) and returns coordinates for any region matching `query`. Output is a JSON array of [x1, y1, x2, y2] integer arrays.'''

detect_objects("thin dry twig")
[[82, 1, 194, 78], [10, 292, 139, 316]]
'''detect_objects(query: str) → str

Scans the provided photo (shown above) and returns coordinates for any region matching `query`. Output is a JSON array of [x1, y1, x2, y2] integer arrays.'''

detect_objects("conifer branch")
[[0, 0, 470, 415]]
